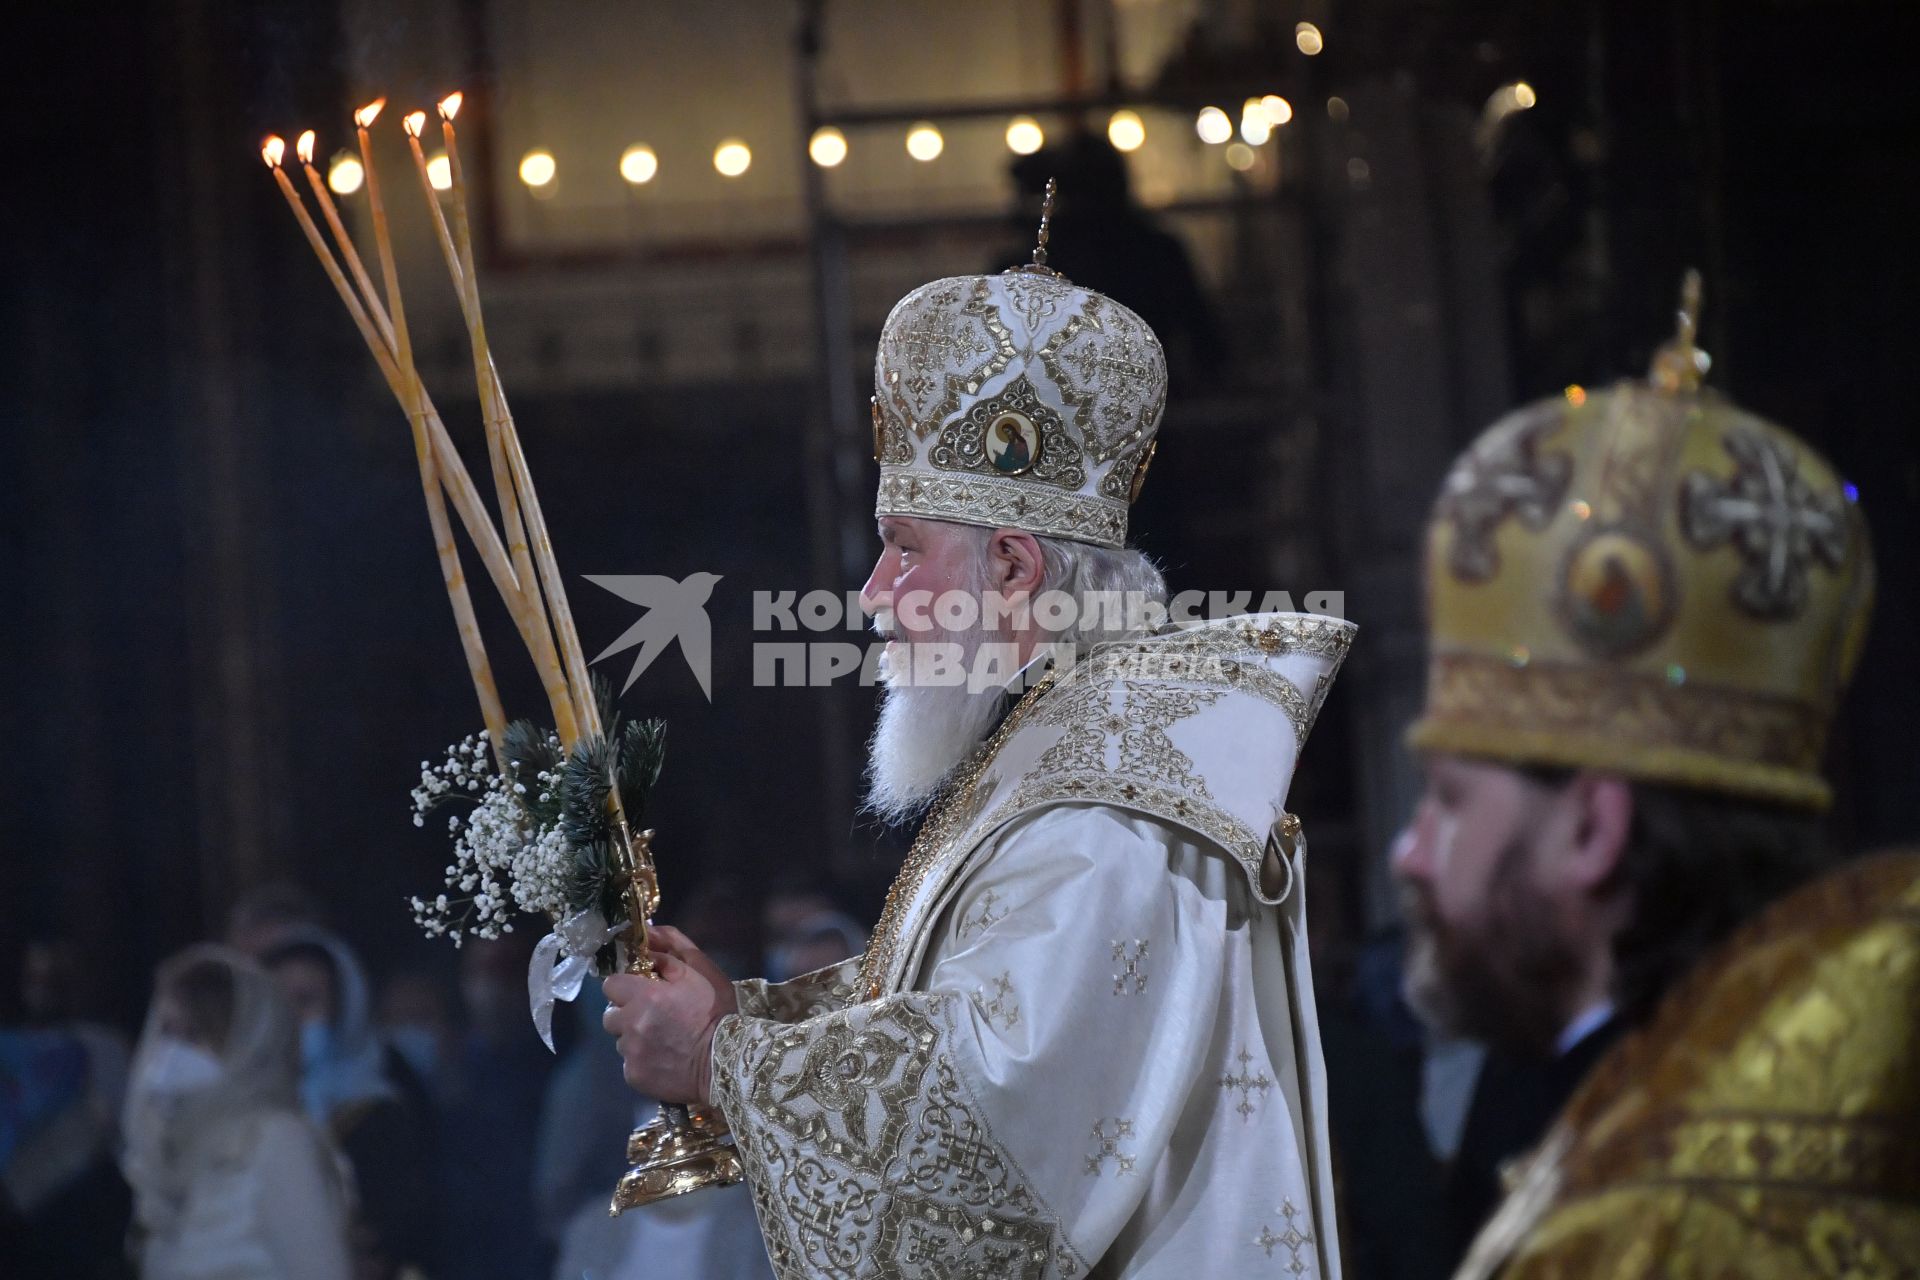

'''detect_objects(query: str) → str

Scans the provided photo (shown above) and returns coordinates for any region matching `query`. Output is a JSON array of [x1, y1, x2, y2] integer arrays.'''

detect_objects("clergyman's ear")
[[1566, 772, 1633, 891], [988, 528, 1046, 597]]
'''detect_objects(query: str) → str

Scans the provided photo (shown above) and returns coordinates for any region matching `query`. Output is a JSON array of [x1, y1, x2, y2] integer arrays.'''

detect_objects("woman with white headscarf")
[[263, 926, 437, 1279], [122, 944, 351, 1280]]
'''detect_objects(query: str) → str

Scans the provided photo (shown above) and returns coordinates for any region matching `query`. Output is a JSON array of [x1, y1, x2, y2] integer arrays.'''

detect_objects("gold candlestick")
[[608, 823, 742, 1215], [434, 94, 743, 1214], [266, 92, 742, 1215]]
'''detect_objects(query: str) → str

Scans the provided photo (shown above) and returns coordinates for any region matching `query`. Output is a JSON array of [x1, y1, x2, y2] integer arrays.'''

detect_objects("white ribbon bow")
[[527, 908, 623, 1051]]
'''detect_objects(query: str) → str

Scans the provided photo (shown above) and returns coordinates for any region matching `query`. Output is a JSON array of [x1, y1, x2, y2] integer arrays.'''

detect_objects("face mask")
[[139, 1036, 225, 1094], [462, 980, 512, 1028], [765, 946, 801, 984], [704, 950, 753, 982], [385, 1025, 438, 1080], [300, 1019, 334, 1068]]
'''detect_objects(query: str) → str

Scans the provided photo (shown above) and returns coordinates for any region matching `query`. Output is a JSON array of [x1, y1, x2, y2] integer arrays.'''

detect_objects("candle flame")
[[438, 92, 464, 122], [403, 110, 427, 138], [355, 98, 386, 130], [261, 135, 286, 168], [296, 130, 316, 166]]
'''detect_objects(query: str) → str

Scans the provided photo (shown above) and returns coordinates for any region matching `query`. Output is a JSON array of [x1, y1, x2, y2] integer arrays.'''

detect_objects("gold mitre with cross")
[[1408, 272, 1875, 810], [871, 182, 1168, 549]]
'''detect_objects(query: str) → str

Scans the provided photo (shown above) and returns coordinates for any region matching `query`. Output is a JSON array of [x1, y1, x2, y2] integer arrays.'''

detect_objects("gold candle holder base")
[[609, 1102, 744, 1216]]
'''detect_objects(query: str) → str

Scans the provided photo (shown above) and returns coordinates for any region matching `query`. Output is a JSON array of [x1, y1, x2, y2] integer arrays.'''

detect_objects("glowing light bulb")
[[1514, 81, 1537, 109], [906, 123, 944, 162], [809, 126, 847, 167], [620, 144, 658, 184], [1240, 99, 1272, 145], [1107, 109, 1145, 152], [1005, 117, 1045, 155], [327, 152, 365, 195], [1261, 95, 1293, 126], [518, 149, 556, 188], [713, 140, 752, 177], [426, 151, 452, 190], [1296, 22, 1324, 55], [1195, 106, 1232, 145]]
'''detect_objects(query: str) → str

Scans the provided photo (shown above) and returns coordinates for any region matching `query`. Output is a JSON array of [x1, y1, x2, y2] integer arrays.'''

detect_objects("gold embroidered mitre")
[[870, 263, 1168, 550], [1407, 274, 1874, 809]]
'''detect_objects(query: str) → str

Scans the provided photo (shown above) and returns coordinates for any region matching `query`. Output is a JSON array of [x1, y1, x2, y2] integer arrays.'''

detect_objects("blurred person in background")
[[1395, 287, 1919, 1276], [436, 933, 554, 1280], [671, 875, 764, 983], [263, 928, 437, 1280], [121, 945, 350, 1280], [758, 876, 840, 955], [538, 880, 774, 1280], [1305, 851, 1448, 1280], [760, 876, 866, 984], [533, 994, 630, 1247], [225, 882, 326, 958], [763, 909, 866, 986], [535, 993, 772, 1280], [375, 969, 458, 1104], [1, 937, 134, 1277]]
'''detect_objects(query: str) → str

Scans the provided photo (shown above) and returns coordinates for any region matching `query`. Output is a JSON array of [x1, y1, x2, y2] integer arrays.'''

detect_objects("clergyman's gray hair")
[[956, 525, 1169, 652]]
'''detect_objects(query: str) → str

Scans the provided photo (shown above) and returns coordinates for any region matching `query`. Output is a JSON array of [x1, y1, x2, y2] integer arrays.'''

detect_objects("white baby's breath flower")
[[407, 727, 579, 946]]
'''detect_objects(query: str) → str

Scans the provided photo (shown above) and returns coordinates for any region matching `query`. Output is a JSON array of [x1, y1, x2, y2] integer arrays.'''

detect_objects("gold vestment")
[[1458, 852, 1920, 1278]]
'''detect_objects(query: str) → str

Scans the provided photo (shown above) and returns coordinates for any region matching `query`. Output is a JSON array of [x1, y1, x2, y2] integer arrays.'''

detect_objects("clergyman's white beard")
[[863, 627, 1009, 824]]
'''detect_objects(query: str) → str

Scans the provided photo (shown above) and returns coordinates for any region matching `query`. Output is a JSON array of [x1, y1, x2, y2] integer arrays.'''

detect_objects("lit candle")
[[295, 130, 390, 347], [293, 129, 517, 593], [262, 135, 395, 376], [403, 105, 579, 746], [353, 98, 511, 758], [439, 91, 599, 739], [402, 111, 465, 288]]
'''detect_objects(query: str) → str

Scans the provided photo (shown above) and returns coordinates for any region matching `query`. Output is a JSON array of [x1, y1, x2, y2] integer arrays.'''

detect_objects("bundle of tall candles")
[[260, 96, 743, 1212], [261, 97, 587, 756]]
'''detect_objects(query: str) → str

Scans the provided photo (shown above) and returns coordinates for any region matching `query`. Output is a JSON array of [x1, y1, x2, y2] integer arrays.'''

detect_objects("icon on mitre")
[[987, 412, 1040, 475]]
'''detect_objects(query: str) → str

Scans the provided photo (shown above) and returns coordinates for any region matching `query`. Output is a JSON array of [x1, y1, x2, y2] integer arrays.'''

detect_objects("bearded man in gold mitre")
[[1393, 272, 1919, 1279], [602, 220, 1355, 1277]]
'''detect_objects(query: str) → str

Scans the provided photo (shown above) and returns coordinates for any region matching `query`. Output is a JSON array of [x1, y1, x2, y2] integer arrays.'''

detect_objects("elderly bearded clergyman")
[[602, 236, 1356, 1278]]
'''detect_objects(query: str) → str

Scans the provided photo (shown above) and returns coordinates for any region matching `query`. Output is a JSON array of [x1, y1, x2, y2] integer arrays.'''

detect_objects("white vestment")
[[712, 613, 1353, 1279]]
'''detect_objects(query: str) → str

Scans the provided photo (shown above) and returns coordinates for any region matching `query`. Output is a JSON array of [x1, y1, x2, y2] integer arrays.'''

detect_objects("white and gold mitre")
[[870, 221, 1167, 549]]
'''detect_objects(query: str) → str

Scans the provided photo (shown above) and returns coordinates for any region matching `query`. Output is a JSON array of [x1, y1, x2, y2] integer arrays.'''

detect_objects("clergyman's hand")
[[601, 927, 737, 1105]]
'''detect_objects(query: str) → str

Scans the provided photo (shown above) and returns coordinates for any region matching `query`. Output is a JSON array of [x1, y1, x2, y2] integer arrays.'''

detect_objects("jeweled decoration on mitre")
[[1407, 272, 1875, 810], [871, 184, 1168, 549]]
